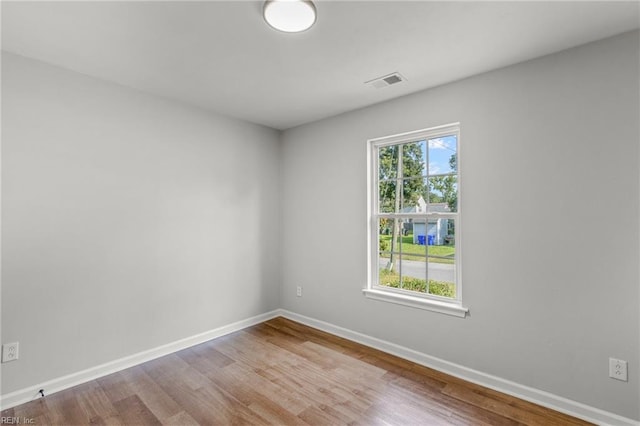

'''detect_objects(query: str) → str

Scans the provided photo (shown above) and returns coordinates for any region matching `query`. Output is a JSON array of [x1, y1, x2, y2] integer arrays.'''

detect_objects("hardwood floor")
[[1, 317, 591, 425]]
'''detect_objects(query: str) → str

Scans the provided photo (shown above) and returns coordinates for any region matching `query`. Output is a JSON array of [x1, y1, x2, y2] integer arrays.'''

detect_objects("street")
[[378, 258, 455, 283]]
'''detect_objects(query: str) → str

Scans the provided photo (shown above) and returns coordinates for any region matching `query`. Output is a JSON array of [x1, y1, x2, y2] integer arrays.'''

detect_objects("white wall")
[[280, 31, 639, 420], [1, 52, 281, 394]]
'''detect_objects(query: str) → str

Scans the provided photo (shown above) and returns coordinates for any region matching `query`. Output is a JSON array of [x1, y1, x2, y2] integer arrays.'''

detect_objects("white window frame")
[[364, 123, 468, 318]]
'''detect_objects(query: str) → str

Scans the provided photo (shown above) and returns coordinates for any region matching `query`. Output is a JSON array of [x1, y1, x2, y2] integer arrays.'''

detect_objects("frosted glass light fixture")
[[263, 0, 316, 33]]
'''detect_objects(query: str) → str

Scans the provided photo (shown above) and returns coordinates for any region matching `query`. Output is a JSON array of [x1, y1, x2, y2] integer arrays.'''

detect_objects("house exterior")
[[402, 197, 451, 245]]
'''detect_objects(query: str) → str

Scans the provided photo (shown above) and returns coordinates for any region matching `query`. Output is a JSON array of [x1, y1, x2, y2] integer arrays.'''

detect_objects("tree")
[[429, 153, 457, 212], [378, 142, 426, 212]]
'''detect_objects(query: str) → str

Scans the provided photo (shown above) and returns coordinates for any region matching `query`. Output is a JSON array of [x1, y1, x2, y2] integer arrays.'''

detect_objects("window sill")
[[363, 288, 469, 318]]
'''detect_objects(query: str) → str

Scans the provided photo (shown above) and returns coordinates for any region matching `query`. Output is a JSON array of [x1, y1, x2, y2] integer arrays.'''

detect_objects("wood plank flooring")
[[1, 317, 591, 425]]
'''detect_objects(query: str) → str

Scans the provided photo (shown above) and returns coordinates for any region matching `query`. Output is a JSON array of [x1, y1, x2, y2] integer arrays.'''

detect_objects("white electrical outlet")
[[2, 342, 19, 363], [609, 358, 627, 382], [296, 286, 302, 297]]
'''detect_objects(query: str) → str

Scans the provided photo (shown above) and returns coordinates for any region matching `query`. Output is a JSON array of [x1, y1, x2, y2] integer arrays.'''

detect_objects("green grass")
[[380, 234, 455, 264], [378, 268, 455, 298]]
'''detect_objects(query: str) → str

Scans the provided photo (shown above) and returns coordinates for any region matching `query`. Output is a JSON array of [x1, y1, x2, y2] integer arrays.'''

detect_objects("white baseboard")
[[2, 308, 638, 426], [0, 309, 281, 411], [278, 310, 639, 426]]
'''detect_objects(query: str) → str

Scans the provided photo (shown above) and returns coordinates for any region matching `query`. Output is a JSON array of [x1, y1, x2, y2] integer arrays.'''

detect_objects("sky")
[[425, 135, 457, 176]]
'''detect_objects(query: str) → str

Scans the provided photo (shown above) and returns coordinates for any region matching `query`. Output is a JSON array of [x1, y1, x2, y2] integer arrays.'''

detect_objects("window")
[[365, 123, 468, 317]]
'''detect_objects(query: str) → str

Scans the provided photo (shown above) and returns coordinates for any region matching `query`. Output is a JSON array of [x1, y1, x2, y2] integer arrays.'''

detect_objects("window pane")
[[403, 220, 429, 258], [378, 180, 398, 213], [424, 217, 456, 250], [387, 218, 404, 255], [378, 218, 393, 243], [428, 135, 457, 175], [400, 140, 427, 178], [426, 217, 456, 299], [378, 263, 399, 289], [428, 175, 457, 213], [378, 145, 398, 180], [381, 218, 408, 290], [426, 263, 456, 298], [401, 177, 427, 211], [399, 257, 427, 293], [378, 218, 404, 253], [378, 217, 398, 287]]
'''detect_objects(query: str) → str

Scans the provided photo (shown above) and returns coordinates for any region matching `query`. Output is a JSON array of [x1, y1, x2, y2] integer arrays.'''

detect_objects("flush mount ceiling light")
[[263, 0, 316, 33]]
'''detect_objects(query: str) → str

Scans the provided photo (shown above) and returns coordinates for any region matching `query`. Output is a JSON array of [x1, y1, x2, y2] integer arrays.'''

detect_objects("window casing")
[[365, 123, 468, 317]]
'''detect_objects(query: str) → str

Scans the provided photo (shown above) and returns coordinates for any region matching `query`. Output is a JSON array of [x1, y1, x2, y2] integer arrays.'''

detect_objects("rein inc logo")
[[1, 418, 34, 425]]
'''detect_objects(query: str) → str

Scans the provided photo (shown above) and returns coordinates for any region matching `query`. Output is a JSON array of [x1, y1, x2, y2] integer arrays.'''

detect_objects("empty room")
[[1, 1, 639, 425]]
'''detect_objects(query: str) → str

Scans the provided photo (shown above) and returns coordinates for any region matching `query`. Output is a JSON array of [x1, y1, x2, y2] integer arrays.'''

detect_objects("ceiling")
[[2, 1, 639, 130]]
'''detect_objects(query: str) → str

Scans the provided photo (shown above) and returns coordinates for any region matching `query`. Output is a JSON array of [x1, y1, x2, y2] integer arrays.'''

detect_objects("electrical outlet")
[[296, 286, 302, 297], [609, 358, 627, 382], [2, 342, 19, 363]]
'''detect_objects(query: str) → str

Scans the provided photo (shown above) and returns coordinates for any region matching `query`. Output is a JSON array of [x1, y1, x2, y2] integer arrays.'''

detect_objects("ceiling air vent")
[[365, 72, 407, 89]]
